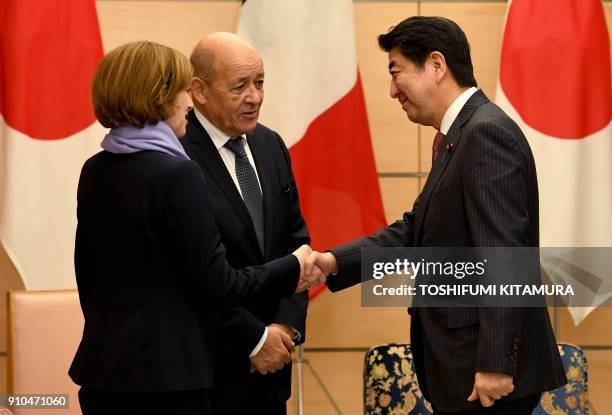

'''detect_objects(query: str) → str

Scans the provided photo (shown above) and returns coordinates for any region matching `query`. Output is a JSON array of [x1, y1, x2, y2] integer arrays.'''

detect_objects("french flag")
[[237, 0, 387, 298]]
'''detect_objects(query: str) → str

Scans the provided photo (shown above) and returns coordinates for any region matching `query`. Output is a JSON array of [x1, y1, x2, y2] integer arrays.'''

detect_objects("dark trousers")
[[213, 372, 288, 415], [78, 387, 211, 415], [242, 377, 288, 415], [433, 395, 540, 415]]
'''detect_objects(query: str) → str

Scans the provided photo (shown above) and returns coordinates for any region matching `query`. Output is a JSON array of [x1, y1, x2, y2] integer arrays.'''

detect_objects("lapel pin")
[[439, 142, 454, 165]]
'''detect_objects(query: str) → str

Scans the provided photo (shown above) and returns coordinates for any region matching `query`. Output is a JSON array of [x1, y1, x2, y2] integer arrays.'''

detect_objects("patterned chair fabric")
[[532, 343, 588, 415], [364, 342, 587, 415], [364, 343, 433, 415]]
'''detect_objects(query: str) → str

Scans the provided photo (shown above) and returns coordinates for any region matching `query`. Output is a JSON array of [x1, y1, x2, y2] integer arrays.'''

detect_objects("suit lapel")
[[246, 130, 275, 260], [413, 90, 490, 244], [185, 111, 262, 255]]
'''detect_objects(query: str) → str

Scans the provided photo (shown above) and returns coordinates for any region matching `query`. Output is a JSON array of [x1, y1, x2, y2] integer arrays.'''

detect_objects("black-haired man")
[[307, 16, 566, 414]]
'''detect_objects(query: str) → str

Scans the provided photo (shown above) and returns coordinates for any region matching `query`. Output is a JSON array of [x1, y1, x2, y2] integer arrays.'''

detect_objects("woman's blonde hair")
[[92, 41, 192, 128]]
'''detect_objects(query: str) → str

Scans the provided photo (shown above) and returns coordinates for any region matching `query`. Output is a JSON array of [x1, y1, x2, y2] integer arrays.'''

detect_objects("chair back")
[[532, 342, 588, 414], [364, 343, 433, 414], [7, 290, 83, 415]]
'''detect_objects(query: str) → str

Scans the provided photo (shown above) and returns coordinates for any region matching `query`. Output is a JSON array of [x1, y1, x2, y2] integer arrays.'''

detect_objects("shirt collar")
[[193, 108, 245, 150], [439, 86, 478, 135]]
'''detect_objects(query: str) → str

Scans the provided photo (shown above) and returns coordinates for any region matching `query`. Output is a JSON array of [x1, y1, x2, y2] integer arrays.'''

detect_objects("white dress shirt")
[[194, 109, 263, 195], [193, 109, 267, 358], [439, 86, 478, 135]]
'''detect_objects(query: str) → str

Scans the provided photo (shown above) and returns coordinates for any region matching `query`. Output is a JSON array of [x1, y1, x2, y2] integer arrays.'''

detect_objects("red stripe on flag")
[[289, 73, 386, 299], [0, 0, 103, 139]]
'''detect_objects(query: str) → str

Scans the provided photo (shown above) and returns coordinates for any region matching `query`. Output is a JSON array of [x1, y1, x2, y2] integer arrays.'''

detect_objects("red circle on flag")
[[499, 0, 612, 139], [0, 0, 103, 140]]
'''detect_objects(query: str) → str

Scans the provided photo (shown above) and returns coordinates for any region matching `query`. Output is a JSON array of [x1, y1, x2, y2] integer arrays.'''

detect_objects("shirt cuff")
[[288, 326, 302, 343], [249, 326, 268, 358]]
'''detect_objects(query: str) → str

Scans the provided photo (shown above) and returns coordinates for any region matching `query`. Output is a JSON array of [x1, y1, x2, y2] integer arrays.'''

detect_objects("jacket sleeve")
[[165, 161, 300, 309], [74, 163, 97, 316], [327, 211, 416, 292], [462, 121, 530, 377], [272, 133, 310, 344], [74, 202, 94, 315], [218, 308, 267, 356]]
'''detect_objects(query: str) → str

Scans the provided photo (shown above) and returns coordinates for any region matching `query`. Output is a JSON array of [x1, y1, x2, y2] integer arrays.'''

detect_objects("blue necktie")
[[225, 137, 264, 253]]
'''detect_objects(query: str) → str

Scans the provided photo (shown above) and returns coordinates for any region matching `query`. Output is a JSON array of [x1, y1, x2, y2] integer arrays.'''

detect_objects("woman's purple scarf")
[[101, 121, 190, 160]]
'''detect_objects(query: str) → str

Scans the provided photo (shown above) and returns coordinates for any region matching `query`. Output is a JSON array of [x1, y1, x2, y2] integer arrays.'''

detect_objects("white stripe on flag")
[[0, 117, 105, 289], [237, 0, 357, 147]]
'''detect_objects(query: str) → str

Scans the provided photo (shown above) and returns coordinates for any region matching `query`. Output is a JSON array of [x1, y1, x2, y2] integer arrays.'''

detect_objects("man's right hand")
[[305, 251, 337, 276], [249, 324, 294, 375], [292, 245, 326, 292]]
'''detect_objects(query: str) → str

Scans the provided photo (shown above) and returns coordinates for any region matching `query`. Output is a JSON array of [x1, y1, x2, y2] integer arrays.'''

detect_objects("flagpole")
[[296, 345, 305, 415]]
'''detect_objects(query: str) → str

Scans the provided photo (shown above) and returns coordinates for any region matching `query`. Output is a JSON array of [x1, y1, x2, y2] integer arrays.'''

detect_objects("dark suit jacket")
[[181, 110, 310, 410], [68, 150, 300, 393], [327, 90, 566, 412]]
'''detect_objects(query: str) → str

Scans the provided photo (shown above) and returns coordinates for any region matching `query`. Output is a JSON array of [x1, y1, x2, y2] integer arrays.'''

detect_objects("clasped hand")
[[291, 246, 337, 293], [250, 323, 294, 375]]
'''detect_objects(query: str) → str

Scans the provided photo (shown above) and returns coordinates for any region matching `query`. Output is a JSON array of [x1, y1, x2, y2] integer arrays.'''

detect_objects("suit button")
[[407, 307, 414, 315], [513, 344, 518, 351], [509, 354, 516, 362]]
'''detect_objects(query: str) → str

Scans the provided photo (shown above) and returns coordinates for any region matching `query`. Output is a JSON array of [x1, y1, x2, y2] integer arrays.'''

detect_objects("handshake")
[[248, 245, 338, 376], [291, 245, 337, 293]]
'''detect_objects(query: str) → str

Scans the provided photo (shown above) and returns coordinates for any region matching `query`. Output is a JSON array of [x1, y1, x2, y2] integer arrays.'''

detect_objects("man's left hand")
[[467, 371, 514, 407], [249, 324, 293, 375]]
